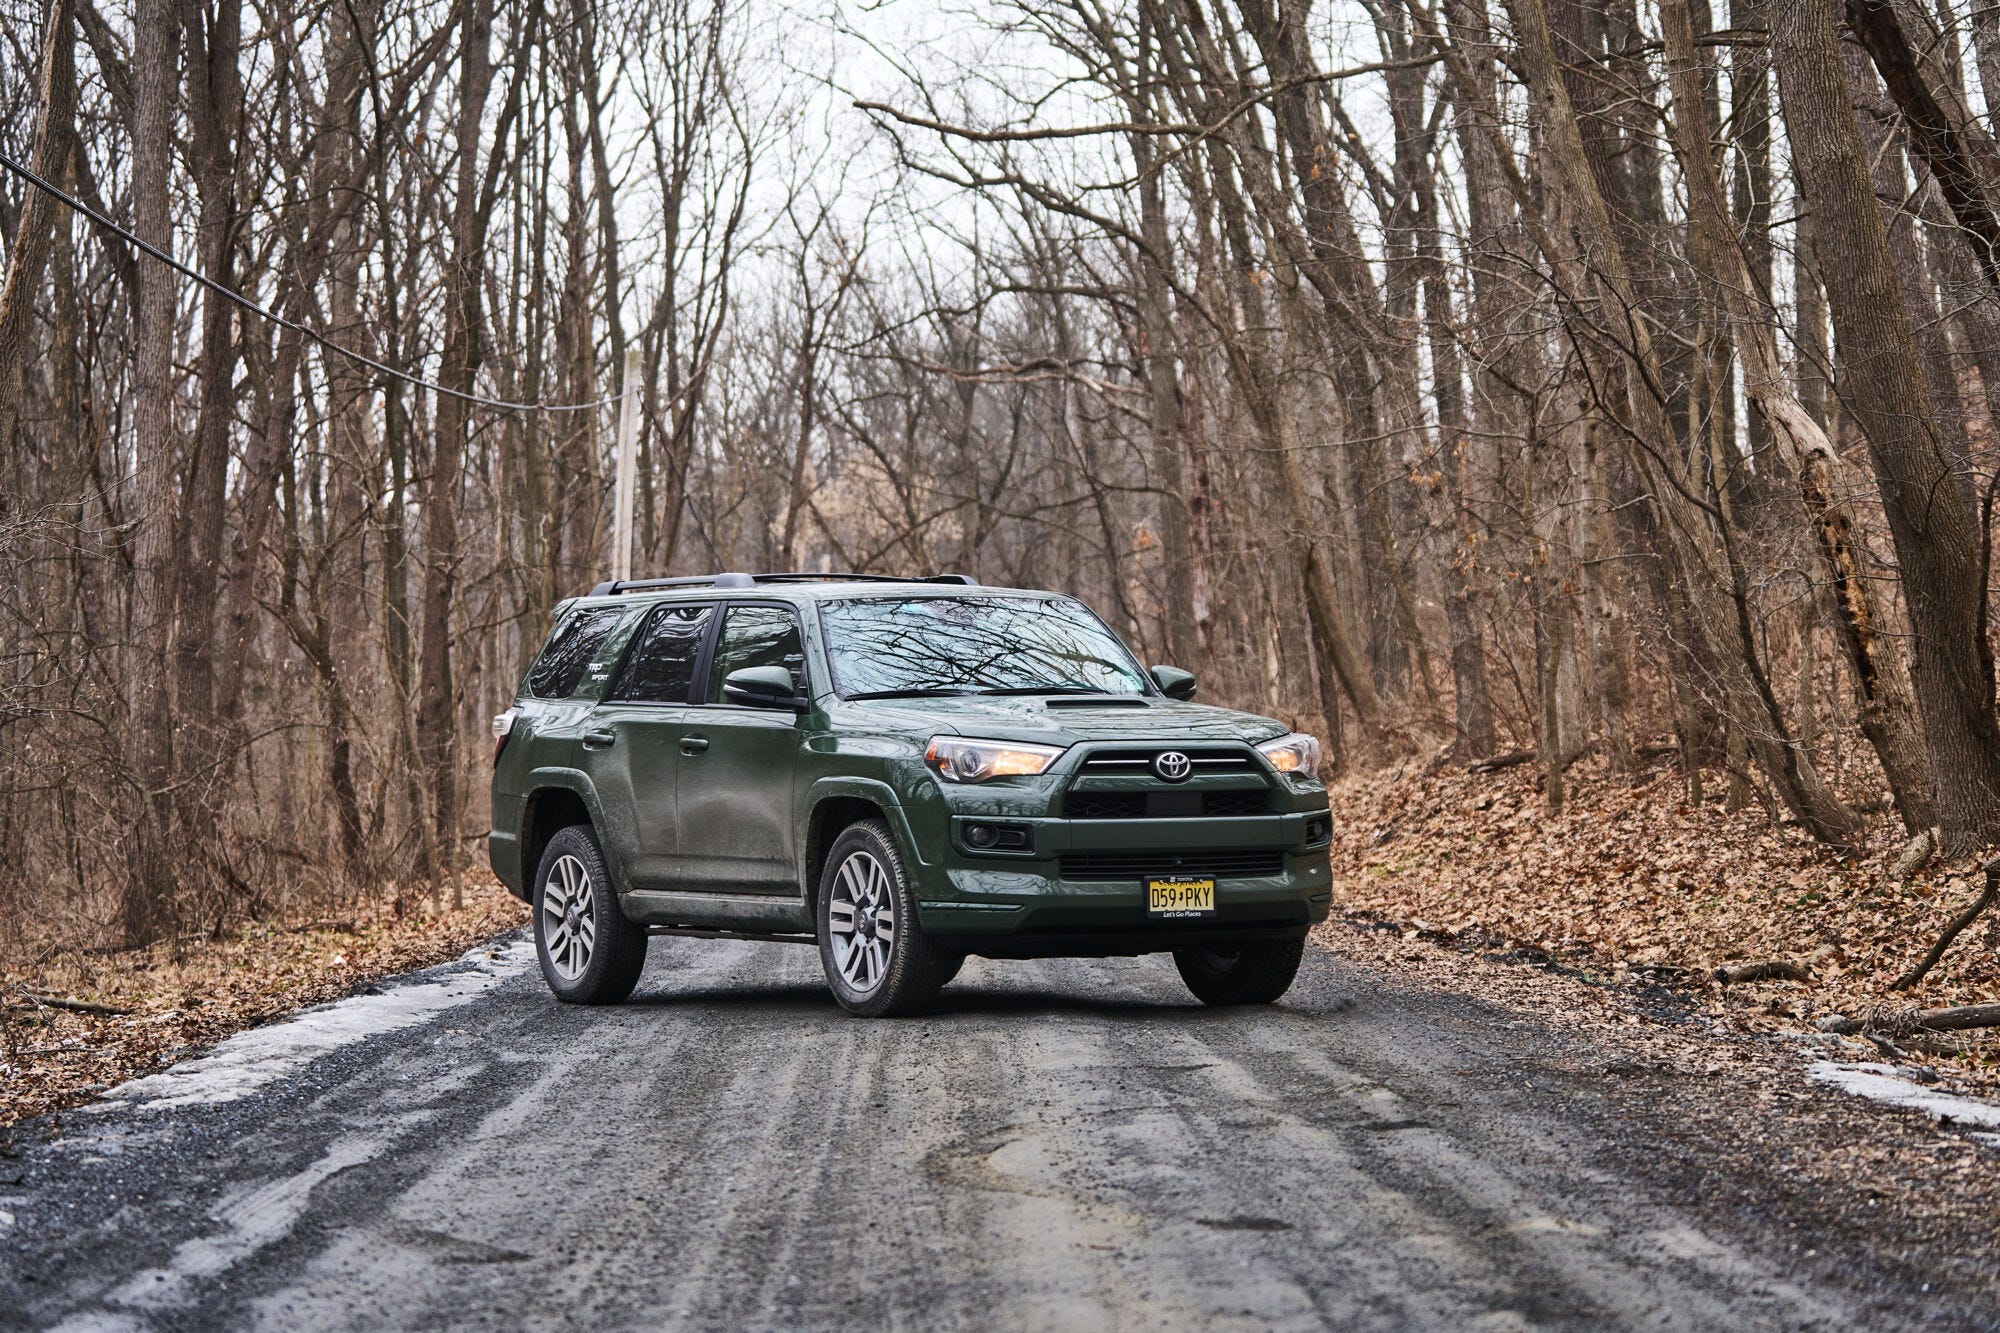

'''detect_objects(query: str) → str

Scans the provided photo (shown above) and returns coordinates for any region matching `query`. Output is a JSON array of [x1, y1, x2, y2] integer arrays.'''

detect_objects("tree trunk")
[[1135, 145, 1197, 667], [1662, 0, 1934, 831], [1730, 0, 1778, 479], [1843, 40, 1977, 496], [1771, 0, 2000, 852], [170, 0, 246, 898], [0, 0, 75, 449], [121, 0, 181, 947], [417, 0, 499, 896]]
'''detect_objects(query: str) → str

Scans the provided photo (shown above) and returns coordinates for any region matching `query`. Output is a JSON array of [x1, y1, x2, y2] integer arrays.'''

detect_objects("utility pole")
[[611, 346, 641, 581]]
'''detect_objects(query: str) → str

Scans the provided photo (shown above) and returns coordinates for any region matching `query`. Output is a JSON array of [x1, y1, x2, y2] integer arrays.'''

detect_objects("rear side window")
[[527, 607, 628, 699], [707, 605, 807, 702], [611, 604, 714, 703]]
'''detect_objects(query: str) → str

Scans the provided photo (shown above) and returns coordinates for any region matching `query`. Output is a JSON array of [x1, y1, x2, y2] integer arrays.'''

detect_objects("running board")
[[623, 889, 810, 933], [646, 926, 818, 945]]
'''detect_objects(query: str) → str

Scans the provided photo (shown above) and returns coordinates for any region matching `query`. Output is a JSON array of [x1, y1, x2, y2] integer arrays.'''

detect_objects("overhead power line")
[[0, 148, 617, 414]]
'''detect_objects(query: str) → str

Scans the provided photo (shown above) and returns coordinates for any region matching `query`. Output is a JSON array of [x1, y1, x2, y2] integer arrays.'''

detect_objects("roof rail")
[[586, 571, 980, 596], [584, 574, 744, 596], [744, 572, 980, 587]]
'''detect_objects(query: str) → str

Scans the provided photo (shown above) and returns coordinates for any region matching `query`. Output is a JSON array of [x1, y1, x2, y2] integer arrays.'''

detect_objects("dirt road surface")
[[2, 935, 1992, 1330]]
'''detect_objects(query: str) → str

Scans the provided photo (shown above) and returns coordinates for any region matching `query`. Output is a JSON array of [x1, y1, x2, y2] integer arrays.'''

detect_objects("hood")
[[837, 693, 1292, 748]]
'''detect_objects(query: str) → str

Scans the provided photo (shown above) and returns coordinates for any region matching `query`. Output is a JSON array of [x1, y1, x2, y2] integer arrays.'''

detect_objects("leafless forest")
[[6, 0, 2000, 956]]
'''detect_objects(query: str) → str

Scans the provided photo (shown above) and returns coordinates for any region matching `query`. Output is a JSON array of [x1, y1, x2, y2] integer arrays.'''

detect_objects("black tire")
[[1173, 936, 1305, 1006], [816, 819, 952, 1017], [532, 824, 648, 1004]]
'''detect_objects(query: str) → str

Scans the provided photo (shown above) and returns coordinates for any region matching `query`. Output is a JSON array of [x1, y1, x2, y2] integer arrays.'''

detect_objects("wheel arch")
[[521, 775, 608, 892], [801, 779, 914, 921]]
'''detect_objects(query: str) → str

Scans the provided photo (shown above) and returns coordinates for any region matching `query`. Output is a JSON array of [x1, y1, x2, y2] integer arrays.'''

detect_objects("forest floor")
[[0, 884, 527, 1126], [1320, 746, 2000, 1097]]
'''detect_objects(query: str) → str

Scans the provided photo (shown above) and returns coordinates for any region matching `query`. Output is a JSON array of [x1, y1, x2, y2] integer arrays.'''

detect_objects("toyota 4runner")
[[489, 573, 1334, 1016]]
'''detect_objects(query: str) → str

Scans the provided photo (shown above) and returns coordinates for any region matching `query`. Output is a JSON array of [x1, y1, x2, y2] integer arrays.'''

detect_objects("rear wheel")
[[533, 824, 648, 1004], [1174, 936, 1305, 1006], [817, 820, 951, 1017]]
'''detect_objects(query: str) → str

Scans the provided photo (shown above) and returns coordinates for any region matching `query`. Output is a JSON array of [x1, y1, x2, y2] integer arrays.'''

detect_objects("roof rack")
[[586, 571, 979, 596]]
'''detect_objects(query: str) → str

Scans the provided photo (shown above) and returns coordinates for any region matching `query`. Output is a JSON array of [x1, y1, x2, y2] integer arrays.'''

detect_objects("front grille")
[[1203, 789, 1270, 817], [1064, 789, 1270, 819], [1077, 747, 1259, 777], [1065, 791, 1146, 819], [1057, 848, 1287, 881]]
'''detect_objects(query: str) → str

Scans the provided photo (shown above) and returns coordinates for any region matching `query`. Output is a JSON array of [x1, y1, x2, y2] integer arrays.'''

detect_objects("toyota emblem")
[[1153, 750, 1193, 782]]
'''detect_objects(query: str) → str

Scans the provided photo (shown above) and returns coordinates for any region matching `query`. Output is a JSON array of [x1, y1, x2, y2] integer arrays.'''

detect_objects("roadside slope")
[[1324, 752, 2000, 1090], [1, 885, 527, 1126]]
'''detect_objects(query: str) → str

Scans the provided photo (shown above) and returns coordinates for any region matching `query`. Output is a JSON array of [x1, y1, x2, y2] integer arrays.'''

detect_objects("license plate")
[[1148, 877, 1215, 917]]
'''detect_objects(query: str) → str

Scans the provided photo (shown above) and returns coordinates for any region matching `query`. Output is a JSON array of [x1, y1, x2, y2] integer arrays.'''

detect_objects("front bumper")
[[909, 803, 1333, 957], [897, 738, 1334, 956]]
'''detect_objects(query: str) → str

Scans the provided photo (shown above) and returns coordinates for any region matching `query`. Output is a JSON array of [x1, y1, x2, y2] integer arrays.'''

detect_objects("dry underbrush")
[[0, 882, 527, 1127], [1320, 749, 2000, 1082]]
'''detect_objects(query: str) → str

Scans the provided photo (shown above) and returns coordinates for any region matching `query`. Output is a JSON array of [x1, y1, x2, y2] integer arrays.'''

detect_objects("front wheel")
[[1174, 936, 1305, 1006], [817, 820, 952, 1017], [533, 824, 648, 1004]]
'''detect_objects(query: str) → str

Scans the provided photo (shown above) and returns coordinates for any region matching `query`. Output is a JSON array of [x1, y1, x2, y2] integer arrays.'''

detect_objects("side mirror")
[[723, 665, 808, 712], [1150, 665, 1197, 701]]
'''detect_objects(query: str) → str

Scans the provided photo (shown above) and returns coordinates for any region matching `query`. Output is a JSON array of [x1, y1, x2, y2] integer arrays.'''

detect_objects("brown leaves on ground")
[[0, 884, 527, 1128], [1318, 750, 2000, 1089]]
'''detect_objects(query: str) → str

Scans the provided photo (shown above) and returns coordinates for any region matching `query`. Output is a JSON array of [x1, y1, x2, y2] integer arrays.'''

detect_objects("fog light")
[[962, 822, 1031, 852]]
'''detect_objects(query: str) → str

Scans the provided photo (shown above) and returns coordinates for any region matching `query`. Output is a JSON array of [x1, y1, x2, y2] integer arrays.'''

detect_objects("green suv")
[[489, 573, 1333, 1016]]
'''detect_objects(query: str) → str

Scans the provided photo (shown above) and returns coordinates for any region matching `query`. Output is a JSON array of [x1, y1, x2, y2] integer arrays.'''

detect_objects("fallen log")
[[16, 992, 133, 1017], [1817, 1002, 2000, 1036], [1903, 1002, 2000, 1034], [1885, 826, 1939, 883], [1467, 749, 1535, 775], [1714, 958, 1812, 984]]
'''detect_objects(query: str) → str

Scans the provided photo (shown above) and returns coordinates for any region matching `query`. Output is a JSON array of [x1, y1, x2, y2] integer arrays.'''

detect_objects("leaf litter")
[[0, 884, 527, 1128]]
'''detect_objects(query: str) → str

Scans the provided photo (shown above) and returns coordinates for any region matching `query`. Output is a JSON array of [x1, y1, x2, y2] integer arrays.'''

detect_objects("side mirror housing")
[[1150, 665, 1197, 701], [723, 665, 808, 712]]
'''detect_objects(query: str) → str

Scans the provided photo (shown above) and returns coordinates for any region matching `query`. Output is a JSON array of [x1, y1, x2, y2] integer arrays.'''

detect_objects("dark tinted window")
[[612, 603, 713, 703], [527, 606, 629, 699], [708, 605, 807, 702]]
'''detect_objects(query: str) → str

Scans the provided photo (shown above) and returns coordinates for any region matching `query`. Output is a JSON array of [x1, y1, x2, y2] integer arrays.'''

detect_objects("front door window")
[[706, 605, 808, 700]]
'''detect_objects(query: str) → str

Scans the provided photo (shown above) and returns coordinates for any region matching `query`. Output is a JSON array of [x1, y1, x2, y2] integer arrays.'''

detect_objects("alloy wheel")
[[827, 850, 895, 994], [541, 852, 597, 981]]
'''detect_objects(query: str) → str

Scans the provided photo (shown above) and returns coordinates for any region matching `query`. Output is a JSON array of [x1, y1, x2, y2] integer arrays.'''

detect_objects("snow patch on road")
[[89, 935, 535, 1112], [48, 1131, 395, 1331], [1808, 1061, 2000, 1130]]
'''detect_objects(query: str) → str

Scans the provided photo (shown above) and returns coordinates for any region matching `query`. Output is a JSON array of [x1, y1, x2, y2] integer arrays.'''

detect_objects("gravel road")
[[1, 935, 1990, 1331]]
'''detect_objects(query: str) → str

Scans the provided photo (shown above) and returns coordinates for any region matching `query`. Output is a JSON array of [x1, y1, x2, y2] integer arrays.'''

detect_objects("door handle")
[[582, 728, 617, 750], [680, 735, 710, 756]]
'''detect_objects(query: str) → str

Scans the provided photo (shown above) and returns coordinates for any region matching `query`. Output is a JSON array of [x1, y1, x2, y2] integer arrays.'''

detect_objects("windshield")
[[820, 596, 1151, 698]]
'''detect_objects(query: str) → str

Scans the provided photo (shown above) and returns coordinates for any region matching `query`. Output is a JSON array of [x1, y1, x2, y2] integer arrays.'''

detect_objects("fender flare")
[[519, 767, 629, 889], [800, 776, 921, 898]]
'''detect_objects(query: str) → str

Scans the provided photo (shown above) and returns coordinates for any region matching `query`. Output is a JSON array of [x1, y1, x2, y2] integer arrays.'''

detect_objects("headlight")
[[924, 736, 1065, 783], [1257, 732, 1323, 776]]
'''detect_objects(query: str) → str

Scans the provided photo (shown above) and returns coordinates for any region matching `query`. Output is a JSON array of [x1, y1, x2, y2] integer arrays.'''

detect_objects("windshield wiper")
[[842, 687, 979, 701], [974, 685, 1124, 696]]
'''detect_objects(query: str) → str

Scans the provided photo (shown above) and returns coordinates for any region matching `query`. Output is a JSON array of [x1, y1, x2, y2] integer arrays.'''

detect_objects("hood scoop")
[[1045, 696, 1151, 709]]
